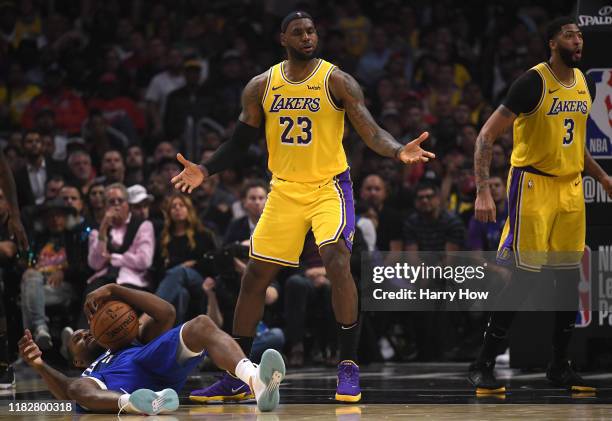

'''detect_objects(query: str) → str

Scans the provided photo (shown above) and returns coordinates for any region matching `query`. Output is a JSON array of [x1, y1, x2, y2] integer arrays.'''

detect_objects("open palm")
[[171, 153, 206, 194], [398, 132, 435, 164]]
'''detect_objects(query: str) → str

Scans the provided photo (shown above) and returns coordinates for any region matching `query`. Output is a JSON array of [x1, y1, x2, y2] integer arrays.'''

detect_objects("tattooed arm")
[[584, 148, 612, 197], [329, 69, 434, 164], [473, 105, 516, 222], [172, 73, 267, 193]]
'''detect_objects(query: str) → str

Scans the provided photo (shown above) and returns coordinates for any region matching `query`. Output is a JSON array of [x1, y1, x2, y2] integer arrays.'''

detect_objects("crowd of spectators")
[[0, 0, 577, 368]]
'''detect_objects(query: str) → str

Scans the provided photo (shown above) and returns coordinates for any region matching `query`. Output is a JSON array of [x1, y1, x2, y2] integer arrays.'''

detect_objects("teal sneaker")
[[255, 349, 285, 412], [128, 388, 179, 415]]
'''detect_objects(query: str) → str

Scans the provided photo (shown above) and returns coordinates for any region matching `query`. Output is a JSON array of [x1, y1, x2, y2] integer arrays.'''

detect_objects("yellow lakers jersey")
[[511, 62, 591, 176], [262, 59, 347, 182]]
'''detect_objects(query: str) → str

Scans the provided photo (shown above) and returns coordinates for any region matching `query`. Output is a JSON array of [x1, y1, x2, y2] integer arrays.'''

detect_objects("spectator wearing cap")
[[127, 184, 153, 221], [145, 48, 185, 138], [13, 129, 69, 208], [20, 198, 83, 350], [87, 72, 146, 137], [21, 64, 88, 135], [164, 59, 215, 140]]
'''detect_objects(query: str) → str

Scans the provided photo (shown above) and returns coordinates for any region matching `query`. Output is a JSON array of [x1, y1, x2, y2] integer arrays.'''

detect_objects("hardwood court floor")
[[1, 362, 611, 420]]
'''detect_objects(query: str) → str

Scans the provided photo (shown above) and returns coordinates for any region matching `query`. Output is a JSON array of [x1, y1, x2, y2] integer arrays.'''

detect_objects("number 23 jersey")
[[510, 62, 592, 176], [262, 59, 348, 182]]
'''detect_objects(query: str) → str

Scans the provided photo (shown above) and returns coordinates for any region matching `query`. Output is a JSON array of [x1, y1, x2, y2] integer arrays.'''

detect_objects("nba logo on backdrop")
[[576, 246, 592, 328], [586, 68, 612, 159]]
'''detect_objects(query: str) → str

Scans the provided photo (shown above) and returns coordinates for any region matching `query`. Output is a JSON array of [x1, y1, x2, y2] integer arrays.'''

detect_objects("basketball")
[[90, 300, 139, 350]]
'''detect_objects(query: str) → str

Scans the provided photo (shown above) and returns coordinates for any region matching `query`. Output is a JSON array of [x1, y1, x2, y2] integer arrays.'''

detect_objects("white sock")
[[234, 358, 265, 398], [118, 393, 139, 414]]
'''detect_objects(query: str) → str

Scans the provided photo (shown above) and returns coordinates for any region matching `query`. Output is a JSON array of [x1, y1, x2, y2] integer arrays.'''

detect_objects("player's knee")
[[193, 314, 218, 334], [322, 247, 350, 277]]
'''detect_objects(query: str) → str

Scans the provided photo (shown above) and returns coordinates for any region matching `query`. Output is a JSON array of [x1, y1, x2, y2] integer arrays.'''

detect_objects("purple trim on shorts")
[[497, 168, 523, 264], [337, 168, 355, 252]]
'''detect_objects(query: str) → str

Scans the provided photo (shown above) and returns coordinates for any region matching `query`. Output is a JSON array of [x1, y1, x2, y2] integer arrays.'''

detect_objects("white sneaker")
[[34, 325, 53, 350], [496, 348, 510, 367]]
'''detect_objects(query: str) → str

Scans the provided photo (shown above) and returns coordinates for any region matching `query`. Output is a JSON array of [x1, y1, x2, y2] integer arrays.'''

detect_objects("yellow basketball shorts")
[[250, 168, 355, 267], [497, 166, 585, 271]]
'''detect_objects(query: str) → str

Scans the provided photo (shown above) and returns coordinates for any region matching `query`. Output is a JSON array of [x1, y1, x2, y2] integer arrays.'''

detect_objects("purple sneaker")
[[335, 360, 361, 402], [189, 372, 254, 403]]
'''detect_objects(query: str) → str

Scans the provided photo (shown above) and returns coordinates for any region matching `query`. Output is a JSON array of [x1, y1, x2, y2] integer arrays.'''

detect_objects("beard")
[[558, 45, 580, 68], [286, 44, 317, 62]]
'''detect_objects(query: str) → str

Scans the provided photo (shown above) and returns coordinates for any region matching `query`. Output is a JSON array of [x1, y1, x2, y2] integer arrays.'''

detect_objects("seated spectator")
[[164, 59, 214, 139], [14, 130, 69, 208], [0, 62, 41, 129], [124, 145, 147, 187], [146, 171, 169, 227], [33, 108, 70, 161], [78, 183, 154, 327], [44, 175, 65, 202], [87, 73, 146, 138], [358, 174, 404, 251], [84, 181, 105, 228], [145, 48, 185, 139], [153, 141, 177, 166], [127, 184, 153, 221], [154, 193, 217, 325], [20, 199, 83, 349], [224, 180, 267, 244], [98, 149, 126, 185], [83, 111, 128, 167], [67, 150, 96, 194], [21, 65, 87, 136]]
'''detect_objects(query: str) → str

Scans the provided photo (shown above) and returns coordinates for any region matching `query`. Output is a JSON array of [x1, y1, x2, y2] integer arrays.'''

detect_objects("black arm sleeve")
[[502, 70, 543, 115], [585, 73, 597, 102], [203, 121, 260, 176]]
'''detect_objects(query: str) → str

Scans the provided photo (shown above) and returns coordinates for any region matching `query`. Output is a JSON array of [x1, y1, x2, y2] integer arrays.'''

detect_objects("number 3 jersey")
[[509, 62, 592, 176], [262, 59, 348, 182]]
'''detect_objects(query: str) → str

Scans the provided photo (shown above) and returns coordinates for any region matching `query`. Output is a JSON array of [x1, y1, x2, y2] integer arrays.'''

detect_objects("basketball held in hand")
[[90, 300, 139, 350]]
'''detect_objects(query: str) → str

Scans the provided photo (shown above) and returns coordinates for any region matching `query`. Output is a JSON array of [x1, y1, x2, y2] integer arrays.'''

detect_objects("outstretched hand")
[[18, 329, 43, 369], [398, 132, 436, 164], [171, 153, 206, 194]]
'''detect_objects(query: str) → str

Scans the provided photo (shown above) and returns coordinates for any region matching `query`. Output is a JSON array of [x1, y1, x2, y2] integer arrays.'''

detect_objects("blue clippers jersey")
[[81, 325, 202, 394]]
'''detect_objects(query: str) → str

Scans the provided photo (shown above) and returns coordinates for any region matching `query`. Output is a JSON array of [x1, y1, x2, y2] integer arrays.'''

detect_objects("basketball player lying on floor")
[[18, 284, 285, 415]]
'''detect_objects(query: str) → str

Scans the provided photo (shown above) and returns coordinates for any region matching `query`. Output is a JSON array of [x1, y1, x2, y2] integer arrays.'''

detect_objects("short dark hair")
[[546, 16, 577, 42], [415, 181, 439, 196], [241, 179, 269, 199]]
